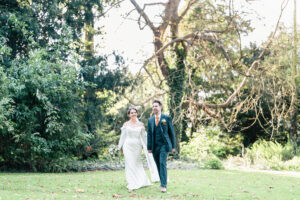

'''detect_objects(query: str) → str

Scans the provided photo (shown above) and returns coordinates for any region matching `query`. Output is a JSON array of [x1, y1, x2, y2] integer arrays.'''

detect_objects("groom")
[[147, 99, 176, 193]]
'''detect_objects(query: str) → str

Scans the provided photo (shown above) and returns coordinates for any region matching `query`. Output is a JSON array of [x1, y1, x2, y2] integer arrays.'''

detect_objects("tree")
[[0, 40, 88, 171], [0, 0, 129, 169], [127, 0, 287, 153], [290, 0, 299, 145], [67, 0, 131, 158]]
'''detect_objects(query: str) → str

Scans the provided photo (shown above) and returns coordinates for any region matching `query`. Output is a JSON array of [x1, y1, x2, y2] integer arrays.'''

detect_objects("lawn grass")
[[0, 169, 299, 200]]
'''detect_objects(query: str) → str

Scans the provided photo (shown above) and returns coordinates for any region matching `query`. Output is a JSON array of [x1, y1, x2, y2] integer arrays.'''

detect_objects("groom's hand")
[[148, 150, 152, 153], [171, 148, 176, 153]]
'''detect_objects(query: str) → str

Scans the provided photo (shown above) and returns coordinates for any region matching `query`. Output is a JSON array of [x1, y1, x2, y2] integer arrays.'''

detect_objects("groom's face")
[[152, 103, 162, 115]]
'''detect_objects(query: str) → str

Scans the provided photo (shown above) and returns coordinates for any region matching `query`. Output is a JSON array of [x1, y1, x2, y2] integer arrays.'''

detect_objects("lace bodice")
[[124, 126, 145, 140], [118, 121, 147, 150]]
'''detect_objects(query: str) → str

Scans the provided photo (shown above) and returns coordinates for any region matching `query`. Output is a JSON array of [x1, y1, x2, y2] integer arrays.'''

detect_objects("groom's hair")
[[152, 99, 162, 106]]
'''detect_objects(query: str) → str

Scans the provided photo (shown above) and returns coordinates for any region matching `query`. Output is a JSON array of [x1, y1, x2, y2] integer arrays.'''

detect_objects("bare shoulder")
[[122, 121, 130, 127], [138, 121, 145, 127]]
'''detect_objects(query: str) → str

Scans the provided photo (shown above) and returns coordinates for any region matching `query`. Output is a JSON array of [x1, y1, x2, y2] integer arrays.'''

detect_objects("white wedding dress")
[[118, 122, 160, 190]]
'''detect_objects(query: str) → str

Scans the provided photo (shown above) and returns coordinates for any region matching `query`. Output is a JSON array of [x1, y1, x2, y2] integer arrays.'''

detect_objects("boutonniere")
[[161, 118, 167, 125]]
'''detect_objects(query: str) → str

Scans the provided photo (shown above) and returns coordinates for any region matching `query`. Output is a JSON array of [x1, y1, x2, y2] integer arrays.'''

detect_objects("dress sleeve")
[[118, 126, 126, 150], [140, 126, 147, 149]]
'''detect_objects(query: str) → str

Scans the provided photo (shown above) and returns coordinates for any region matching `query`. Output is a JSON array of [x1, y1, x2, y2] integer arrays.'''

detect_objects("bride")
[[118, 107, 159, 191]]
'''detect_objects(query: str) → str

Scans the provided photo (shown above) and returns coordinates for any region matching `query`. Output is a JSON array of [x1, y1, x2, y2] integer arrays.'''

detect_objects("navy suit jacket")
[[147, 114, 176, 152]]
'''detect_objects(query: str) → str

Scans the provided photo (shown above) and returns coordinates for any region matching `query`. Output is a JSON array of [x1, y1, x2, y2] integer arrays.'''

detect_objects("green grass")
[[0, 169, 299, 200]]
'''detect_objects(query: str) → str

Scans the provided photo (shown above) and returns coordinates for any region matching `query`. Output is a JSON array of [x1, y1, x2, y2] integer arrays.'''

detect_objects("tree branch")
[[191, 0, 287, 110], [129, 0, 157, 32], [124, 91, 168, 106], [143, 2, 166, 8], [158, 0, 180, 33], [178, 0, 198, 23], [98, 0, 127, 17]]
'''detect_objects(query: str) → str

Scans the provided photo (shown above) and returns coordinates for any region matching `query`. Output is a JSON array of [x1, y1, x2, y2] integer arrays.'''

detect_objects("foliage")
[[0, 40, 14, 134], [247, 140, 287, 163], [233, 30, 299, 146], [204, 157, 224, 169], [0, 0, 118, 62], [0, 0, 130, 170], [180, 126, 243, 163], [275, 156, 300, 171], [0, 45, 89, 171], [178, 2, 299, 149], [245, 140, 300, 171]]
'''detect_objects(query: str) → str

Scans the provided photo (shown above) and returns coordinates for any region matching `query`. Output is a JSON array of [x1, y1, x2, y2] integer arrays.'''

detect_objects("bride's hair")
[[127, 107, 138, 115]]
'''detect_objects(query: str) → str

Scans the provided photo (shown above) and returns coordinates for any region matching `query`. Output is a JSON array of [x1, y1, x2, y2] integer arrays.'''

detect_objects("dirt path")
[[230, 167, 300, 178]]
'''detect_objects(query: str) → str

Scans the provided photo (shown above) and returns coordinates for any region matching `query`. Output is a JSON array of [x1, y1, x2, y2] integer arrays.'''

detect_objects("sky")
[[96, 0, 300, 73]]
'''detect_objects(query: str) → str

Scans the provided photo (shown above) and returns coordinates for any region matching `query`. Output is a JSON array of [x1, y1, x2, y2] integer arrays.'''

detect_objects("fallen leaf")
[[76, 189, 85, 193], [112, 194, 122, 198], [130, 194, 136, 197]]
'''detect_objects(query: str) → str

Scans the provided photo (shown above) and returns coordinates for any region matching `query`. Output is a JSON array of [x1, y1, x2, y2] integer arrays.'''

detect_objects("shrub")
[[0, 38, 14, 137], [244, 140, 300, 171], [246, 140, 283, 164], [204, 157, 224, 169], [281, 143, 294, 161], [0, 48, 89, 172], [180, 126, 243, 162]]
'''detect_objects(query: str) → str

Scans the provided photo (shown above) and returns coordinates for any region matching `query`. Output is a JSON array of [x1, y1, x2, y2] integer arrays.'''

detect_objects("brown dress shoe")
[[161, 187, 167, 193]]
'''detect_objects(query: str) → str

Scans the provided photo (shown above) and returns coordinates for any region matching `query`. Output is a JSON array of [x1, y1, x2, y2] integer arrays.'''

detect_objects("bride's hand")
[[119, 149, 123, 155]]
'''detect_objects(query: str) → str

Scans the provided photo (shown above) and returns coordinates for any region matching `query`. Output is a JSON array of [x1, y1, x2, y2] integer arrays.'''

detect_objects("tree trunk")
[[167, 1, 186, 153], [83, 3, 97, 133], [290, 0, 298, 145], [181, 113, 189, 142], [129, 0, 186, 153], [168, 44, 186, 153]]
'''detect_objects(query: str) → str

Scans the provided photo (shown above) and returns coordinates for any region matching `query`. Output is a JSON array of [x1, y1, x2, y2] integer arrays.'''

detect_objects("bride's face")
[[128, 109, 138, 120]]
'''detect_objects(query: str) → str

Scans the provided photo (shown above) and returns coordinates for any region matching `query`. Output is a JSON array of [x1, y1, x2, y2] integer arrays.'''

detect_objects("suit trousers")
[[153, 144, 168, 187]]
